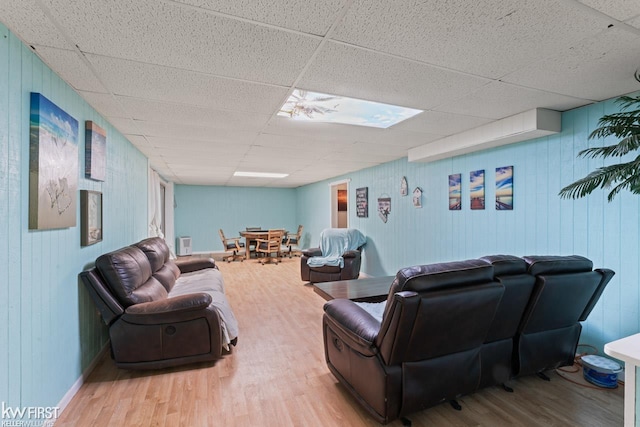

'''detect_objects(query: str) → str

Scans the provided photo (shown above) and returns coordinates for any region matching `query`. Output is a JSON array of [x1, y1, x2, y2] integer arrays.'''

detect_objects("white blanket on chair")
[[307, 228, 366, 268]]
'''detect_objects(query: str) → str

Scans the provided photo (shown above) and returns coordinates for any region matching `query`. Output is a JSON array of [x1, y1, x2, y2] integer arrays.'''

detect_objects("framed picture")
[[377, 194, 391, 223], [448, 173, 461, 210], [85, 121, 106, 181], [81, 190, 103, 246], [496, 166, 514, 210], [29, 93, 78, 230], [470, 169, 485, 210], [356, 187, 368, 218]]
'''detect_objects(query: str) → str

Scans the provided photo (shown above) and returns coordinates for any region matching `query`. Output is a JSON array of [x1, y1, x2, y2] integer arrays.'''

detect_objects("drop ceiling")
[[2, 0, 639, 187]]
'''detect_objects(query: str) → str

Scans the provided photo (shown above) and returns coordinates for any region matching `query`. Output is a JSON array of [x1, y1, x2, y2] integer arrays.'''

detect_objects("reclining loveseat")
[[322, 255, 613, 423], [80, 237, 239, 369]]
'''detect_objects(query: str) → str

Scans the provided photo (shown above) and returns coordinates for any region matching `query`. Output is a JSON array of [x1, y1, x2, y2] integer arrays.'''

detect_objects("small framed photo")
[[85, 121, 106, 181], [81, 190, 103, 246]]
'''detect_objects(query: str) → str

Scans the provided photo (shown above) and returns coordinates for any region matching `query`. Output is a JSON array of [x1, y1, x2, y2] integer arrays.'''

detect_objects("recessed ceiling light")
[[233, 171, 289, 178], [278, 89, 422, 129]]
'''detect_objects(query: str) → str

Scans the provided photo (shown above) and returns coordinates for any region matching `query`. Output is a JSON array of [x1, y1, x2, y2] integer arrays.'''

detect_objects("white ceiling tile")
[[299, 42, 491, 110], [42, 0, 321, 85], [393, 111, 494, 136], [0, 0, 71, 49], [78, 91, 129, 119], [436, 82, 591, 119], [31, 46, 109, 92], [85, 55, 289, 114], [129, 120, 260, 143], [173, 0, 348, 35], [332, 0, 613, 78], [116, 97, 271, 130], [502, 27, 640, 100], [578, 0, 640, 21]]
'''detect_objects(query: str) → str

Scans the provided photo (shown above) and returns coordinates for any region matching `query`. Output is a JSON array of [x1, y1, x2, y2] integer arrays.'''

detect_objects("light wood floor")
[[56, 256, 624, 426]]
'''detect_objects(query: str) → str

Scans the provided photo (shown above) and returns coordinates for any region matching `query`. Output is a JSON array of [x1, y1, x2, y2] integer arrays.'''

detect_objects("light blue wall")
[[297, 94, 640, 354], [174, 185, 297, 252], [0, 24, 148, 412]]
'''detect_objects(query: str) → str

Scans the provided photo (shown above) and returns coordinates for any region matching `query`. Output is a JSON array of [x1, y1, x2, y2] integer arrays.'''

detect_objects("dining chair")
[[219, 229, 245, 262], [282, 225, 303, 258], [255, 229, 284, 264]]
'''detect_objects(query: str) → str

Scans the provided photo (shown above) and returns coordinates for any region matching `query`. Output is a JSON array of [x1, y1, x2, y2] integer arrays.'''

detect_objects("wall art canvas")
[[378, 195, 391, 223], [356, 187, 368, 218], [85, 121, 106, 181], [470, 169, 485, 210], [81, 190, 103, 246], [496, 166, 514, 210], [29, 93, 78, 230], [448, 173, 461, 210]]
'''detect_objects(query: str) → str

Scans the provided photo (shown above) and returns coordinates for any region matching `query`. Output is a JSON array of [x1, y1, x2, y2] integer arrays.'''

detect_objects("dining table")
[[239, 229, 287, 260]]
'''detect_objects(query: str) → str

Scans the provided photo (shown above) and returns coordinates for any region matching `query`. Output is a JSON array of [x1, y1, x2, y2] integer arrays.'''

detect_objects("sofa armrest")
[[343, 250, 361, 259], [323, 299, 381, 356], [121, 293, 213, 324], [302, 247, 322, 257], [177, 258, 218, 273]]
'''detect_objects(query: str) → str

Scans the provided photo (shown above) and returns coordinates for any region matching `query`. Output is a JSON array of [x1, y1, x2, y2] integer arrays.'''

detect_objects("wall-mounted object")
[[378, 194, 391, 223], [408, 108, 561, 163], [356, 187, 368, 218], [400, 176, 408, 196], [449, 174, 461, 210], [413, 187, 423, 208], [85, 121, 107, 181], [29, 93, 78, 230], [496, 166, 514, 210], [80, 190, 102, 246], [470, 170, 485, 210]]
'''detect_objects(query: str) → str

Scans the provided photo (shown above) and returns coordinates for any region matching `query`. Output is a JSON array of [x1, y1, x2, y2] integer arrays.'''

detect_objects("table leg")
[[623, 364, 636, 427]]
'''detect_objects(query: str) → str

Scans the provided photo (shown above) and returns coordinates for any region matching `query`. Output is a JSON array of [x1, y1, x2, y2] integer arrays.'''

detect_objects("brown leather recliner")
[[80, 237, 238, 369], [515, 255, 615, 377], [301, 228, 366, 283], [322, 259, 504, 424]]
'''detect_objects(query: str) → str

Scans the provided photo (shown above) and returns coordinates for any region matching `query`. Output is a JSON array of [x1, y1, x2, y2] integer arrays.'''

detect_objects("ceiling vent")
[[408, 108, 561, 163]]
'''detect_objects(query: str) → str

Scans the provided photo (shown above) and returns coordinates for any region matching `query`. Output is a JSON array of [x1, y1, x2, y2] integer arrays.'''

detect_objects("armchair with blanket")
[[301, 228, 366, 283]]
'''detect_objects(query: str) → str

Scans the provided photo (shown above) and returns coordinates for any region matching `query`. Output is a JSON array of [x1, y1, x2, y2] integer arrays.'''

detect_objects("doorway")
[[330, 179, 350, 228]]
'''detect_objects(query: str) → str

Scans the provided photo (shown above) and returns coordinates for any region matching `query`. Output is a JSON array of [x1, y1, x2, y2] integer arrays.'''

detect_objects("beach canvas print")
[[449, 174, 461, 210], [470, 170, 485, 210], [29, 93, 78, 230], [85, 121, 106, 181], [496, 166, 514, 210]]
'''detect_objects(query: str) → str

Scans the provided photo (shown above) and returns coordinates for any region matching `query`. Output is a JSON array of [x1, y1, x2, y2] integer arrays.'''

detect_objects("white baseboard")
[[56, 342, 110, 418]]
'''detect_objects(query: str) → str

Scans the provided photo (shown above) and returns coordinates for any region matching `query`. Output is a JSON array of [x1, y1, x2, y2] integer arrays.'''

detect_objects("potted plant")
[[559, 71, 640, 201]]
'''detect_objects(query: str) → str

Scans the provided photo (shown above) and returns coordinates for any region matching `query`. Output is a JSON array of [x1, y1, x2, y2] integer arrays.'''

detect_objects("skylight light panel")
[[278, 89, 422, 129]]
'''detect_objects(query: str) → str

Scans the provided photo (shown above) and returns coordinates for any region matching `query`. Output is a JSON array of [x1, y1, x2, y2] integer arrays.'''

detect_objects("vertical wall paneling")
[[295, 91, 640, 356], [174, 185, 297, 253], [0, 22, 148, 412]]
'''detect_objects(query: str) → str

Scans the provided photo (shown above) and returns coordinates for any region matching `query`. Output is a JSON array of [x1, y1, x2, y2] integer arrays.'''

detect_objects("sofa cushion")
[[480, 255, 527, 276], [135, 237, 179, 292], [523, 255, 593, 276], [96, 245, 168, 307]]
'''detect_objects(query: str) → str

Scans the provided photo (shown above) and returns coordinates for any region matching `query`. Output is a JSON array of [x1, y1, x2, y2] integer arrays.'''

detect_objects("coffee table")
[[312, 276, 395, 302]]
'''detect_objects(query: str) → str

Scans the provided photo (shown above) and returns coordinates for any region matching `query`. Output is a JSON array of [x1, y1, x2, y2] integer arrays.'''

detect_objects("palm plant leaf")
[[559, 156, 640, 200], [558, 71, 640, 201]]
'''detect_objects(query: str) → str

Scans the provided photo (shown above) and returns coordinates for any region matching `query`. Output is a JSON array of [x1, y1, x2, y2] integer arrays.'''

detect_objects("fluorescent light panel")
[[278, 89, 422, 129], [234, 171, 289, 178]]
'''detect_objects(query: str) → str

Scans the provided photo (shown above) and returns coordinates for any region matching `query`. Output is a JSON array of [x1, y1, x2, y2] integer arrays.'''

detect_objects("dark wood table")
[[312, 276, 395, 302]]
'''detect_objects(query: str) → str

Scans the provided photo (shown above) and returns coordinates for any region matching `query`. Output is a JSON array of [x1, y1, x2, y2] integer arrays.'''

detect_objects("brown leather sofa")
[[80, 237, 239, 369], [322, 255, 614, 424]]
